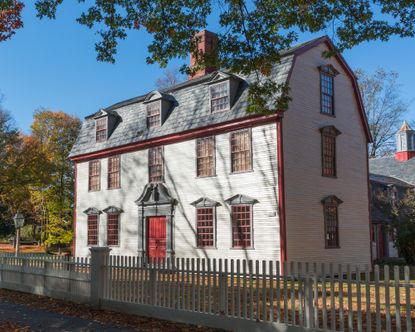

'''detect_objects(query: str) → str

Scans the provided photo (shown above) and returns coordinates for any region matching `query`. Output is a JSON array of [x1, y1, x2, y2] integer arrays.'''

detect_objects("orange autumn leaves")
[[0, 1, 24, 42]]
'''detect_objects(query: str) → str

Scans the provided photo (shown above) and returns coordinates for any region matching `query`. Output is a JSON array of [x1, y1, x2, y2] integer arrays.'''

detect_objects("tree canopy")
[[356, 68, 409, 158], [1, 1, 414, 113]]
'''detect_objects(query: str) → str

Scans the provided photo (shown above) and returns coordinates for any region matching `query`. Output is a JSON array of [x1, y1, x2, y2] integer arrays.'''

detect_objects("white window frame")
[[146, 100, 162, 129], [209, 80, 230, 113], [95, 116, 108, 142]]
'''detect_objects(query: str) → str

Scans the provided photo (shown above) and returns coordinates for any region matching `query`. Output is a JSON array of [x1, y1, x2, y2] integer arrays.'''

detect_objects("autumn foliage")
[[0, 1, 24, 42]]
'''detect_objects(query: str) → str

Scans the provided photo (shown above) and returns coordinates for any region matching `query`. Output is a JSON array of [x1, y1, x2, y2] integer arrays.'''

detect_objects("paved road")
[[0, 299, 136, 332]]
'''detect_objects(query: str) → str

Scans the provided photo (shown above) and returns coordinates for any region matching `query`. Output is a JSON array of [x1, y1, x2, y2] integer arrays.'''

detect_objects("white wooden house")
[[69, 32, 372, 268]]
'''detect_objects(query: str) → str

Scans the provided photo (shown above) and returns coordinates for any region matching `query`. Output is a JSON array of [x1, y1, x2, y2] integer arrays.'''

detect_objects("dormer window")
[[210, 81, 230, 112], [146, 101, 161, 129], [96, 117, 107, 142]]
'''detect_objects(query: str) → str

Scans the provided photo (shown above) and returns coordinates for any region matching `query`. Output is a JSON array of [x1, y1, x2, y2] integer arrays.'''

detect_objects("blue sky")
[[1, 2, 414, 133]]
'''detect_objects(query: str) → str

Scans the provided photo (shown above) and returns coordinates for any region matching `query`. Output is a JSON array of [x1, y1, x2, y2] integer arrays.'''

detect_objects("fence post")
[[90, 247, 111, 308], [218, 271, 227, 315]]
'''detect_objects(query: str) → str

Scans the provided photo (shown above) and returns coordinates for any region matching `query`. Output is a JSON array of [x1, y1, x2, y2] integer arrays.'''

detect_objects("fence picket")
[[276, 261, 281, 323], [283, 262, 288, 324], [243, 260, 247, 319], [356, 265, 362, 332], [256, 260, 260, 321], [236, 259, 241, 318], [269, 261, 274, 322], [230, 259, 235, 317], [262, 260, 267, 322], [322, 263, 328, 330], [365, 265, 371, 332], [374, 265, 381, 332], [338, 264, 344, 332], [201, 258, 206, 313], [404, 266, 412, 332], [384, 265, 391, 332], [394, 266, 401, 332], [329, 263, 335, 331], [347, 264, 353, 332]]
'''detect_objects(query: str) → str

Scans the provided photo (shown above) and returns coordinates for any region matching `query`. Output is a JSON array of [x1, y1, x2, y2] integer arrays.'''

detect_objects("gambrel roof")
[[69, 36, 371, 160]]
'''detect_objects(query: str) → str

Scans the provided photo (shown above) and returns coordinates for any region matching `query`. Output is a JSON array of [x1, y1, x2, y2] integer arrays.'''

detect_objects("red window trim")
[[88, 160, 101, 192], [231, 204, 253, 249], [107, 213, 120, 247], [87, 214, 99, 246], [196, 136, 215, 178], [230, 129, 252, 173], [196, 207, 215, 248], [108, 155, 121, 189], [320, 71, 335, 116]]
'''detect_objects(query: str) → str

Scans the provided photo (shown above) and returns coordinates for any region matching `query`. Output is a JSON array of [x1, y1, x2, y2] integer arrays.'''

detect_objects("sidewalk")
[[0, 289, 223, 332]]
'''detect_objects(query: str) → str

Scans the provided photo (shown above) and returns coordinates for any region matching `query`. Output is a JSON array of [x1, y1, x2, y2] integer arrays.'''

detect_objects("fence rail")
[[0, 251, 414, 332]]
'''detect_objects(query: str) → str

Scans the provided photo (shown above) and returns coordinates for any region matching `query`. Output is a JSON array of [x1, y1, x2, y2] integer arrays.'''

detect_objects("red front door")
[[147, 217, 166, 260]]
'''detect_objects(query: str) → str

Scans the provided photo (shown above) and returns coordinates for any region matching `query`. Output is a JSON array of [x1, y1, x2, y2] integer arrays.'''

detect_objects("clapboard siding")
[[75, 123, 281, 260], [283, 43, 371, 267]]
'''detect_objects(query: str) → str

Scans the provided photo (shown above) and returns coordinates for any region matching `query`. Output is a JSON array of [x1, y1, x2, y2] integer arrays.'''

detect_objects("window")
[[196, 208, 214, 248], [148, 147, 163, 183], [108, 156, 120, 189], [320, 126, 341, 177], [146, 101, 161, 129], [231, 205, 252, 248], [107, 213, 120, 246], [319, 65, 338, 115], [210, 81, 229, 112], [96, 117, 107, 142], [88, 160, 101, 191], [322, 196, 342, 248], [87, 214, 98, 246], [196, 137, 215, 177], [231, 129, 252, 173]]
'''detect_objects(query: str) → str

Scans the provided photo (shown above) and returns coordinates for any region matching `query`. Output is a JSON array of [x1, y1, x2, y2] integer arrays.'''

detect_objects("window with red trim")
[[324, 203, 339, 248], [231, 130, 252, 173], [196, 208, 214, 248], [88, 160, 100, 191], [148, 146, 163, 183], [321, 72, 334, 115], [146, 101, 161, 128], [231, 205, 252, 248], [87, 214, 98, 246], [107, 213, 119, 246], [321, 126, 340, 177], [210, 81, 229, 112], [108, 156, 120, 189], [96, 117, 107, 142], [196, 137, 215, 177]]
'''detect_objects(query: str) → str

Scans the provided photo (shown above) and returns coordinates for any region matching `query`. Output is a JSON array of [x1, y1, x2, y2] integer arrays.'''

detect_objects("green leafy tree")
[[30, 0, 415, 113], [30, 109, 81, 246], [391, 191, 415, 265]]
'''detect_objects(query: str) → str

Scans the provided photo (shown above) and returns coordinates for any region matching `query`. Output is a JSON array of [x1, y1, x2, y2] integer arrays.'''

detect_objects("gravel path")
[[0, 299, 136, 332]]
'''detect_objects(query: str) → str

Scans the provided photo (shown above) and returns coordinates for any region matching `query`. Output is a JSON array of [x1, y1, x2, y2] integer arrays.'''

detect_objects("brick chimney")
[[395, 121, 415, 161], [189, 30, 217, 80]]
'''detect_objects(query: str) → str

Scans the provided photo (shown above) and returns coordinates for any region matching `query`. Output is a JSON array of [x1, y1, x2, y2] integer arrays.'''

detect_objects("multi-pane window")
[[321, 72, 334, 115], [148, 147, 163, 183], [146, 101, 161, 129], [107, 213, 120, 246], [196, 208, 215, 248], [88, 160, 101, 191], [87, 214, 98, 246], [231, 130, 252, 173], [322, 196, 342, 248], [196, 137, 215, 177], [96, 117, 107, 142], [231, 205, 252, 248], [321, 126, 340, 177], [210, 81, 229, 112], [108, 156, 121, 189]]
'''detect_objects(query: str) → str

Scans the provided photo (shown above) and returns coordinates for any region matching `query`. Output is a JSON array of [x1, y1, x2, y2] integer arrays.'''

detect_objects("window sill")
[[107, 187, 121, 190], [88, 189, 101, 193], [322, 174, 337, 179], [196, 246, 217, 250], [320, 112, 336, 118], [230, 247, 255, 250], [196, 174, 217, 179], [325, 246, 340, 249], [211, 108, 230, 114], [230, 169, 254, 175]]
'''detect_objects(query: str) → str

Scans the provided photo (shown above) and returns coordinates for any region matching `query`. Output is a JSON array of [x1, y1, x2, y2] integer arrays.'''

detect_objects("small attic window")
[[210, 81, 229, 113], [96, 117, 107, 142], [146, 101, 161, 129]]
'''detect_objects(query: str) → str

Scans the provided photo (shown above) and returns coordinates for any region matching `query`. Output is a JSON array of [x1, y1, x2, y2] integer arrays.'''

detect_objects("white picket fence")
[[0, 250, 414, 332]]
